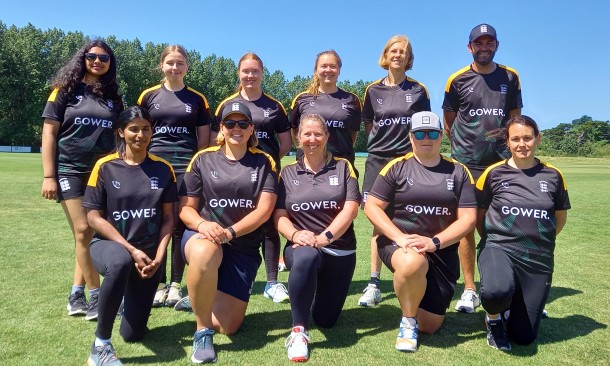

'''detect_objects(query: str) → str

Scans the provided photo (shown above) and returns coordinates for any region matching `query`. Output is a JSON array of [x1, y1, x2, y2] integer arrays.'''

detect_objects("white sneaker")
[[358, 284, 382, 307], [285, 326, 309, 362], [152, 283, 168, 308], [395, 318, 418, 352], [264, 282, 290, 303], [165, 282, 182, 307], [278, 257, 288, 272], [455, 288, 481, 313]]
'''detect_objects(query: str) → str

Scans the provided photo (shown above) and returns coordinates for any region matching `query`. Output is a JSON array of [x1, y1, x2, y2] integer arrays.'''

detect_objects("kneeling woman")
[[179, 102, 277, 364], [83, 106, 177, 365], [364, 111, 476, 352], [476, 115, 570, 351], [274, 114, 360, 362]]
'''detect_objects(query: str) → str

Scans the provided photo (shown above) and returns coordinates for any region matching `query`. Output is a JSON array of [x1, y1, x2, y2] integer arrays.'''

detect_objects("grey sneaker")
[[85, 293, 99, 321], [153, 283, 168, 307], [191, 328, 217, 363], [166, 282, 182, 307], [174, 295, 193, 312], [358, 284, 382, 307], [67, 290, 88, 316], [87, 342, 123, 366]]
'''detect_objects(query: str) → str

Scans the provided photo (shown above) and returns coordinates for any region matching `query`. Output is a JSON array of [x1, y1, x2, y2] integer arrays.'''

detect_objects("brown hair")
[[378, 35, 413, 72], [236, 52, 264, 92], [215, 121, 259, 148], [306, 50, 342, 96], [505, 115, 540, 139], [296, 114, 328, 149], [159, 45, 189, 82]]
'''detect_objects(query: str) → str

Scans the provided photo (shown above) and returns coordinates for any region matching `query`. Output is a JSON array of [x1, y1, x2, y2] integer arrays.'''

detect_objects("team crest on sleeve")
[[76, 95, 83, 102], [407, 177, 414, 186], [150, 177, 159, 190], [405, 94, 413, 103], [112, 180, 121, 189], [329, 175, 339, 186], [376, 98, 383, 105], [210, 171, 219, 179], [539, 181, 548, 192], [292, 179, 300, 186], [341, 103, 348, 110], [185, 103, 192, 113], [250, 170, 258, 182], [106, 100, 114, 109], [309, 101, 315, 107], [468, 87, 474, 93], [153, 103, 161, 110], [500, 84, 508, 95], [501, 181, 510, 189], [59, 178, 71, 192], [446, 179, 454, 191]]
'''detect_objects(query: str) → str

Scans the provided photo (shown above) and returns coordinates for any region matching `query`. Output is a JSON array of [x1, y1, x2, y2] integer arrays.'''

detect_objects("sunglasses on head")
[[85, 53, 110, 63], [223, 120, 251, 129], [413, 130, 441, 140]]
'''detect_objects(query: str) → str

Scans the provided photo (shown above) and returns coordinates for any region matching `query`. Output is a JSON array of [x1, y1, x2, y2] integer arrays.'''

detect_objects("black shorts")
[[378, 237, 459, 315], [182, 229, 262, 302], [56, 174, 89, 202], [361, 153, 401, 208]]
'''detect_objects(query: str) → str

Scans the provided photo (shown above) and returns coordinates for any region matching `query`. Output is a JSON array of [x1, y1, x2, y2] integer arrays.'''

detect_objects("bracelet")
[[44, 176, 55, 179], [227, 226, 236, 239], [196, 220, 205, 232], [290, 230, 299, 242]]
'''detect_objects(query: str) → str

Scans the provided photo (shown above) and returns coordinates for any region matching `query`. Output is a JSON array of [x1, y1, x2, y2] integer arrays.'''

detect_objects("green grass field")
[[0, 153, 608, 366]]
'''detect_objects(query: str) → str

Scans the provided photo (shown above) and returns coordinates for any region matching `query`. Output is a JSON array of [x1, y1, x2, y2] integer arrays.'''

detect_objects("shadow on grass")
[[121, 320, 193, 364], [545, 286, 582, 304]]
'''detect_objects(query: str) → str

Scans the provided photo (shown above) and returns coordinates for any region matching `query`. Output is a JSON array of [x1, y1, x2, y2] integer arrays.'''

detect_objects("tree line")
[[0, 21, 608, 156]]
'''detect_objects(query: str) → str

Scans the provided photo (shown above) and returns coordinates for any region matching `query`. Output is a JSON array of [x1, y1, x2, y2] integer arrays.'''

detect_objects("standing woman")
[[364, 112, 476, 352], [137, 45, 213, 308], [275, 114, 360, 362], [179, 102, 277, 363], [476, 115, 570, 351], [212, 52, 292, 303], [358, 35, 431, 308], [83, 106, 176, 365], [41, 39, 124, 320], [290, 50, 362, 167]]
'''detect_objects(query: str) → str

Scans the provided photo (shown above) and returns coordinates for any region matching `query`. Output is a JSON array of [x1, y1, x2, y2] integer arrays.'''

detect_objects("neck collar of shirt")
[[296, 154, 337, 175]]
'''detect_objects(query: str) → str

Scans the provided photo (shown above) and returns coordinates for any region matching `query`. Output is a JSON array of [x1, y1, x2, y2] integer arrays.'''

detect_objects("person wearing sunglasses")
[[274, 113, 360, 362], [212, 53, 291, 304], [41, 39, 124, 321], [290, 50, 362, 167], [364, 111, 476, 352], [178, 101, 278, 363], [357, 34, 431, 309], [137, 45, 213, 309]]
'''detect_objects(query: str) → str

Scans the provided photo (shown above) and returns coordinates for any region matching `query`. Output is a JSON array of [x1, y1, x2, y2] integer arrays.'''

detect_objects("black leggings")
[[284, 245, 355, 329], [90, 240, 160, 342], [159, 173, 186, 285], [261, 217, 281, 282], [478, 247, 552, 345]]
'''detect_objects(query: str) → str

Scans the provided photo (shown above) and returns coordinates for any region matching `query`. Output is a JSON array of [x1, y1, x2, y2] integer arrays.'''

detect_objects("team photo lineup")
[[39, 23, 571, 365]]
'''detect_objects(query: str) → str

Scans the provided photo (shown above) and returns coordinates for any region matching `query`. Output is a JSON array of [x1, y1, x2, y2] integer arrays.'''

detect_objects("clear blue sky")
[[2, 0, 609, 130]]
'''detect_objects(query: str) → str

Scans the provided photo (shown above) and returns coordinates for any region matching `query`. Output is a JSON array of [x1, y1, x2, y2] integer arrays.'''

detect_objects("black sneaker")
[[85, 293, 99, 321], [67, 290, 88, 316], [87, 342, 123, 366], [486, 317, 511, 351], [191, 328, 217, 363]]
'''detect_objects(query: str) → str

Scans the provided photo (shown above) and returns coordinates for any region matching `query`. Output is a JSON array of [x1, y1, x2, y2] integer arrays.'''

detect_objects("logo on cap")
[[481, 25, 488, 33], [232, 103, 240, 112]]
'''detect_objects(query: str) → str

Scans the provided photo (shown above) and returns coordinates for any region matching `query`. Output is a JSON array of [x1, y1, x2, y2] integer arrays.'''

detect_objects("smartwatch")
[[432, 237, 441, 251], [324, 230, 334, 243]]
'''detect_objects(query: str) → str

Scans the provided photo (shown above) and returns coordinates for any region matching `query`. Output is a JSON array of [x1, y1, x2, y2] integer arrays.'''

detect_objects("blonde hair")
[[215, 121, 259, 148], [296, 114, 328, 149], [306, 50, 342, 96], [378, 35, 413, 72], [159, 45, 189, 82], [236, 52, 264, 92]]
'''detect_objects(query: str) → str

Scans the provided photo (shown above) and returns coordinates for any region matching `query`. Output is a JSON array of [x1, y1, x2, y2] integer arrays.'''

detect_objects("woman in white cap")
[[364, 111, 476, 352]]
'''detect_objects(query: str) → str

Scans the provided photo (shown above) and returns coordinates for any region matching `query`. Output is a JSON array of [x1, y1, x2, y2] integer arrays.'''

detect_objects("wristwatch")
[[324, 230, 334, 243], [432, 237, 441, 251]]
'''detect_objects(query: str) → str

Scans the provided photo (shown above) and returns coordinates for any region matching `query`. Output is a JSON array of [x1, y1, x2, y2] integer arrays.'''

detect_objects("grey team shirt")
[[83, 153, 177, 251], [369, 153, 476, 245], [442, 64, 522, 169], [137, 84, 212, 174], [476, 160, 571, 273], [290, 89, 362, 163], [182, 146, 278, 256], [213, 93, 290, 166], [362, 77, 431, 156], [277, 157, 361, 251], [42, 83, 123, 175]]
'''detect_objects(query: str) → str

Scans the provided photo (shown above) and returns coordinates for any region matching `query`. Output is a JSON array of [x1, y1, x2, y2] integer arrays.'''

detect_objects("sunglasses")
[[223, 120, 251, 129], [85, 53, 110, 63], [413, 130, 441, 140]]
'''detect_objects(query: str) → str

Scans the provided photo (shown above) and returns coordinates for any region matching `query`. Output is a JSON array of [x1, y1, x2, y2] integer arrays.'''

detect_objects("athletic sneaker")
[[191, 328, 217, 364], [395, 318, 418, 352], [264, 282, 290, 303], [174, 295, 193, 312], [278, 257, 288, 272], [485, 317, 511, 351], [153, 283, 168, 307], [87, 342, 123, 366], [285, 326, 310, 362], [67, 290, 88, 316], [85, 293, 99, 321], [542, 308, 549, 319], [166, 282, 182, 307], [358, 284, 382, 307], [455, 288, 481, 313]]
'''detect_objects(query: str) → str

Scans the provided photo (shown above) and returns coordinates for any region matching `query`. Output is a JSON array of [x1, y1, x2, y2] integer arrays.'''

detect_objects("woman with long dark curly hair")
[[41, 39, 124, 320]]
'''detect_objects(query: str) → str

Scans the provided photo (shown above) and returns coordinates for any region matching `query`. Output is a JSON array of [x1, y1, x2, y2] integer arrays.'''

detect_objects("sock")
[[89, 288, 100, 298], [370, 272, 380, 286], [487, 314, 501, 323], [401, 316, 417, 327], [94, 337, 111, 347], [71, 285, 85, 295]]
